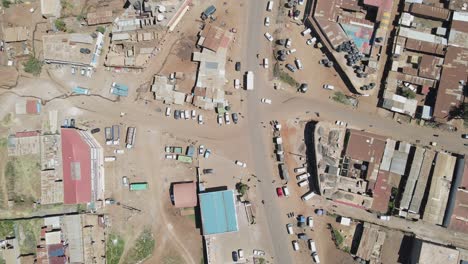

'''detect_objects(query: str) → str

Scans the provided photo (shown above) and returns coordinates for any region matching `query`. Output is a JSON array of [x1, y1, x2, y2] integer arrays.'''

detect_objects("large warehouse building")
[[61, 128, 104, 205]]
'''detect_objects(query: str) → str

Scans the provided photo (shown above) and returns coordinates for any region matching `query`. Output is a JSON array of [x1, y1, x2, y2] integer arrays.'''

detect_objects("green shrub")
[[54, 19, 67, 32], [96, 26, 105, 34], [23, 56, 42, 76], [2, 0, 11, 8]]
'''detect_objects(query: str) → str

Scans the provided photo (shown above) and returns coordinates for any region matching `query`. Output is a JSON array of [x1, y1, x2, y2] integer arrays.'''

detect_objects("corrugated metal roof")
[[63, 215, 84, 263], [199, 190, 238, 235]]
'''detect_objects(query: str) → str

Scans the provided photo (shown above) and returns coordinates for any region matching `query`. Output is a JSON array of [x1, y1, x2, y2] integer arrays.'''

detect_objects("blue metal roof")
[[199, 190, 238, 235]]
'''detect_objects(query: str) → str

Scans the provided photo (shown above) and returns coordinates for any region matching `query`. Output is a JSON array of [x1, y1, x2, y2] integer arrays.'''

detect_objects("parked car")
[[286, 64, 296, 72], [307, 216, 314, 227], [323, 84, 335, 90], [235, 62, 241, 71], [234, 79, 241, 89], [80, 48, 91, 54], [232, 251, 238, 261], [263, 58, 269, 68], [238, 249, 244, 259], [203, 169, 214, 174], [277, 39, 286, 46], [191, 110, 196, 119], [198, 114, 203, 124], [165, 107, 171, 116], [312, 252, 320, 263], [282, 186, 290, 196], [165, 154, 177, 159], [224, 112, 231, 124], [261, 98, 272, 104], [379, 215, 391, 221], [306, 37, 317, 45], [295, 58, 303, 70], [264, 17, 270, 26], [286, 223, 294, 234], [298, 0, 304, 5], [232, 113, 239, 124], [292, 240, 300, 251], [335, 120, 347, 126], [91, 128, 100, 134], [70, 119, 76, 127], [199, 145, 205, 154], [122, 176, 129, 187], [462, 134, 468, 139], [264, 32, 273, 42], [80, 68, 86, 76], [174, 110, 181, 119], [235, 160, 247, 167], [285, 38, 291, 48], [253, 249, 265, 256], [276, 187, 284, 197], [298, 83, 308, 93], [204, 149, 211, 158], [286, 48, 296, 55], [217, 115, 223, 125], [71, 66, 76, 75], [301, 28, 311, 36]]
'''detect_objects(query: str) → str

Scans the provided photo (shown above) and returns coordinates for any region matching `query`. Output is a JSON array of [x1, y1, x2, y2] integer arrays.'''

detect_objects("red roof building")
[[449, 160, 468, 233], [61, 129, 92, 204], [371, 171, 391, 213], [173, 182, 197, 208]]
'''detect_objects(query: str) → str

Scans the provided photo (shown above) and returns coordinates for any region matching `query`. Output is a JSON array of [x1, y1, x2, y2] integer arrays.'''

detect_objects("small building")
[[130, 182, 148, 191], [199, 190, 239, 236], [2, 27, 29, 42], [173, 182, 197, 208], [41, 0, 61, 18], [340, 217, 351, 226]]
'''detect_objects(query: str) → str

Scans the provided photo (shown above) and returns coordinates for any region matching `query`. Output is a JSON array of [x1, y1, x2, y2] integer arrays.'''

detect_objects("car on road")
[[224, 112, 231, 124], [276, 187, 283, 197], [80, 48, 91, 54], [204, 149, 211, 158], [261, 98, 272, 104], [323, 84, 335, 90], [217, 115, 223, 125], [232, 251, 238, 261], [238, 249, 244, 259], [298, 83, 308, 93], [462, 134, 468, 139], [198, 114, 203, 124], [122, 176, 129, 187], [263, 58, 269, 68], [285, 38, 291, 48], [91, 128, 100, 134], [264, 17, 270, 26], [232, 113, 239, 124], [199, 145, 205, 154], [264, 32, 273, 42], [286, 64, 296, 72], [292, 240, 299, 251], [235, 62, 241, 71], [306, 37, 317, 45], [286, 223, 294, 234], [235, 160, 247, 167]]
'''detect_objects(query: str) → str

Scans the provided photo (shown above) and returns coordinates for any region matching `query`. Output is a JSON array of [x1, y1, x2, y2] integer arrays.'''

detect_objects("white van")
[[295, 59, 303, 70], [294, 167, 307, 173], [296, 172, 310, 181], [302, 191, 316, 201], [292, 240, 300, 251], [267, 1, 273, 11], [323, 84, 335, 90], [282, 186, 290, 197], [301, 28, 311, 36], [308, 239, 317, 252], [298, 180, 309, 187], [263, 58, 269, 68], [165, 107, 171, 116], [286, 223, 294, 234]]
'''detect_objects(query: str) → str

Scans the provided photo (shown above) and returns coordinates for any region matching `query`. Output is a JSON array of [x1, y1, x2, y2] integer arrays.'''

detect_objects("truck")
[[279, 163, 289, 182], [130, 182, 148, 191], [201, 5, 216, 20], [72, 86, 90, 95], [112, 125, 120, 145], [186, 145, 195, 157], [105, 127, 112, 145], [302, 191, 316, 201], [125, 127, 136, 149], [245, 71, 254, 90]]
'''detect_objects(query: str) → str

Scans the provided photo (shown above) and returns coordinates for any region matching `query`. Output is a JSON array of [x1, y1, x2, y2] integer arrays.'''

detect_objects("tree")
[[401, 89, 416, 99], [23, 56, 42, 76], [54, 19, 67, 32], [448, 103, 468, 123], [96, 26, 106, 34], [236, 182, 249, 197], [2, 0, 10, 8]]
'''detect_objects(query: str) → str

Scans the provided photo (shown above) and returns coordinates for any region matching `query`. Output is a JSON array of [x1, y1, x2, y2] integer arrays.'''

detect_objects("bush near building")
[[96, 26, 105, 34], [23, 56, 42, 76], [54, 19, 67, 32]]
